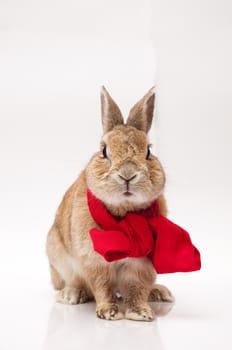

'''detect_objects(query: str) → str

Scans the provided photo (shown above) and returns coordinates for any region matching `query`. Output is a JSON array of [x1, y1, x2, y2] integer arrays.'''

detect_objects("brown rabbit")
[[46, 87, 174, 321]]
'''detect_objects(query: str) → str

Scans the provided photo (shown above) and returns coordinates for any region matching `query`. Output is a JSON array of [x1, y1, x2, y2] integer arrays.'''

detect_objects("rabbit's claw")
[[96, 303, 123, 320], [125, 304, 154, 321]]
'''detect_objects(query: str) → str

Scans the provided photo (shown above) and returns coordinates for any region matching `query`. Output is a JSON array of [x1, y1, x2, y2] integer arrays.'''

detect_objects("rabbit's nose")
[[118, 174, 137, 183]]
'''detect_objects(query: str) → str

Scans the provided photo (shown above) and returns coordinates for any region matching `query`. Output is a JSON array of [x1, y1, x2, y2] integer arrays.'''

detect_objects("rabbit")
[[46, 86, 174, 321]]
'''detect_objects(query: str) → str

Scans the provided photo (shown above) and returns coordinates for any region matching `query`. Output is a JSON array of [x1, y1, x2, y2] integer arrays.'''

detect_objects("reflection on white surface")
[[43, 302, 173, 350]]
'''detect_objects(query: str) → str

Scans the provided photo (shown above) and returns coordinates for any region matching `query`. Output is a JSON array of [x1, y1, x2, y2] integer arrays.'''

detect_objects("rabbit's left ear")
[[126, 87, 155, 133], [101, 86, 124, 134]]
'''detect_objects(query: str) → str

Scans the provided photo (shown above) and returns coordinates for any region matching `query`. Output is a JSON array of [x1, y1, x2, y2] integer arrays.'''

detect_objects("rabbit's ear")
[[126, 87, 155, 133], [101, 86, 124, 133]]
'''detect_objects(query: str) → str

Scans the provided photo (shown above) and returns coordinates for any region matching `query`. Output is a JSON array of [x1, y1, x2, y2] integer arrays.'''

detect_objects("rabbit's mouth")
[[123, 191, 133, 197]]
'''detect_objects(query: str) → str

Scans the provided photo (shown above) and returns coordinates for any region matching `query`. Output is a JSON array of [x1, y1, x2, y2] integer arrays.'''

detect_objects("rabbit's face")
[[86, 125, 165, 207]]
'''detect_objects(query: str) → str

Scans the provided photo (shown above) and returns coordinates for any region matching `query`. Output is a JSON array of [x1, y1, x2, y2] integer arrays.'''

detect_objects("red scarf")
[[87, 190, 201, 274]]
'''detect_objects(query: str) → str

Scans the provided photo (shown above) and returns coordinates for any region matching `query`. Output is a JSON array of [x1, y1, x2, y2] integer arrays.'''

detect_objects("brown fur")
[[46, 87, 174, 321]]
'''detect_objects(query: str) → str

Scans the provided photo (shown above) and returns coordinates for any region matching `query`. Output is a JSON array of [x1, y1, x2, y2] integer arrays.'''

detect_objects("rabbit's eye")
[[102, 145, 107, 158], [146, 147, 151, 159]]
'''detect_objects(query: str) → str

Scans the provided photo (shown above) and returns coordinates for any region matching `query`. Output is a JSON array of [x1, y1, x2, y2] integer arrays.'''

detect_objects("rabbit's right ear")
[[126, 87, 155, 134], [101, 86, 124, 133]]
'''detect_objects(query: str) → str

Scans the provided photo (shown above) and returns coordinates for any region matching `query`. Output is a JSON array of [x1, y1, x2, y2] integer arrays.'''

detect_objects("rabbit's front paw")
[[125, 304, 154, 321], [56, 287, 89, 305], [96, 303, 123, 320]]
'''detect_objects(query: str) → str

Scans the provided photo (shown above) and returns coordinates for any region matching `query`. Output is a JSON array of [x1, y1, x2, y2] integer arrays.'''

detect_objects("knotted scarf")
[[87, 190, 201, 274]]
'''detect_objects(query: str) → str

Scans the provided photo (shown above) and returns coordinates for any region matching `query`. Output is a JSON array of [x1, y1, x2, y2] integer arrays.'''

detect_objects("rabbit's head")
[[86, 87, 165, 214]]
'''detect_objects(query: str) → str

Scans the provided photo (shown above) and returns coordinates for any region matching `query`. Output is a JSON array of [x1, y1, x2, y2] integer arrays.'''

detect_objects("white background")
[[0, 1, 232, 349]]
